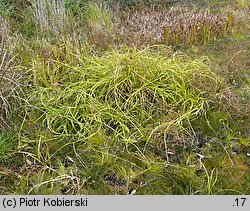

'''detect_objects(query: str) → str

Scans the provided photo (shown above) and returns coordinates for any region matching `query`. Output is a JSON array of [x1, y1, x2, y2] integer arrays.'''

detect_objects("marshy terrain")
[[0, 0, 249, 194]]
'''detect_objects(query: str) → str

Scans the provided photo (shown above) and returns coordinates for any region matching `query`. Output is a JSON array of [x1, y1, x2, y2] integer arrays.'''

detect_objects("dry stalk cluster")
[[0, 16, 10, 44], [122, 5, 231, 46], [33, 0, 66, 33], [0, 43, 23, 131]]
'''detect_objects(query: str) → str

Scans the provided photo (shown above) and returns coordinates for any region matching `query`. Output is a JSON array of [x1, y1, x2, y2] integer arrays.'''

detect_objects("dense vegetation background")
[[0, 0, 249, 194]]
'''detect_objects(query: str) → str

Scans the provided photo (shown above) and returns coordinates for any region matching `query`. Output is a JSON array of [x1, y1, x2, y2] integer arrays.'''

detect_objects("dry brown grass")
[[0, 41, 24, 131], [0, 17, 10, 44], [120, 5, 230, 47], [33, 0, 66, 33]]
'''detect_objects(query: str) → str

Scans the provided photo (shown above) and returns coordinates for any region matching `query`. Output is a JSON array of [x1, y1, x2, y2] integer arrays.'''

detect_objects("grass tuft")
[[26, 46, 219, 144]]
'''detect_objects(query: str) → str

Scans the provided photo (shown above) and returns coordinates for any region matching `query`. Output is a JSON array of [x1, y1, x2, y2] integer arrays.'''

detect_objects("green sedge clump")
[[27, 46, 219, 146]]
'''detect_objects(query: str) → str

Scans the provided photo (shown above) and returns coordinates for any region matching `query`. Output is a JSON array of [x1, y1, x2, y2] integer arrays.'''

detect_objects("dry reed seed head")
[[121, 5, 231, 46]]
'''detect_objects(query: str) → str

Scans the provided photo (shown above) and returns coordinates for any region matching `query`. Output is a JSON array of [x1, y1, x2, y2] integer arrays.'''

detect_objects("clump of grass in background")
[[121, 5, 231, 47], [0, 1, 12, 42], [84, 1, 113, 31], [0, 0, 11, 18], [224, 0, 250, 33], [0, 16, 10, 43], [236, 0, 249, 7], [0, 0, 36, 38], [107, 0, 175, 9], [0, 39, 24, 131], [164, 6, 232, 45], [83, 1, 115, 49], [32, 0, 67, 34]]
